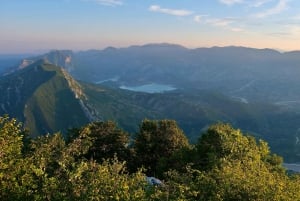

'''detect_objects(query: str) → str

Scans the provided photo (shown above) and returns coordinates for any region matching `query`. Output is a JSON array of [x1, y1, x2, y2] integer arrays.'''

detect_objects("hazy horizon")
[[0, 42, 297, 56], [1, 0, 300, 54]]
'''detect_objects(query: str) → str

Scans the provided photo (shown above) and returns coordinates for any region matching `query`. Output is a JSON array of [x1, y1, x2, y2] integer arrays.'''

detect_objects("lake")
[[120, 83, 176, 93], [284, 163, 300, 172]]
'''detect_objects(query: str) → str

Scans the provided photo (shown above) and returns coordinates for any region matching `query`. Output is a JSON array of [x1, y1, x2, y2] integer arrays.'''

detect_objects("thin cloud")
[[220, 0, 272, 7], [194, 15, 202, 23], [206, 18, 235, 27], [268, 32, 291, 36], [251, 0, 272, 7], [291, 15, 300, 20], [83, 0, 123, 6], [266, 25, 300, 38], [231, 27, 244, 32], [149, 5, 193, 17], [201, 16, 246, 33], [253, 0, 288, 18], [288, 25, 300, 36], [219, 0, 244, 5], [194, 15, 209, 23]]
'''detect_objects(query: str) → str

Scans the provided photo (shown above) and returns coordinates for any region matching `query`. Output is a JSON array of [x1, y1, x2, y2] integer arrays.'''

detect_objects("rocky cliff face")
[[19, 59, 34, 69], [61, 68, 100, 122]]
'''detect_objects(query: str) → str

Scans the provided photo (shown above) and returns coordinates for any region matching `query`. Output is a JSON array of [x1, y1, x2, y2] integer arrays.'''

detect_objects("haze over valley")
[[0, 44, 300, 162]]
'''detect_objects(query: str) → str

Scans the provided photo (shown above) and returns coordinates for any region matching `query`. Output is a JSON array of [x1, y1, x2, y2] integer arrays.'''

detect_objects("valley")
[[3, 1, 300, 199], [1, 44, 300, 162]]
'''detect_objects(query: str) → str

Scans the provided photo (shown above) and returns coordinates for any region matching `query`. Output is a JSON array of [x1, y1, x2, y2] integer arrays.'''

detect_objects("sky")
[[0, 0, 300, 53]]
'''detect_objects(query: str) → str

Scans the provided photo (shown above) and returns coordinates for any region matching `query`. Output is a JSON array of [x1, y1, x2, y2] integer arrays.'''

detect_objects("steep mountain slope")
[[0, 60, 90, 136], [0, 60, 158, 136], [0, 58, 268, 137]]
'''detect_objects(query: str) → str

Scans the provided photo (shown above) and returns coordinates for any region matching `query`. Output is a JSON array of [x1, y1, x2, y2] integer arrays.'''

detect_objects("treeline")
[[1, 115, 300, 200]]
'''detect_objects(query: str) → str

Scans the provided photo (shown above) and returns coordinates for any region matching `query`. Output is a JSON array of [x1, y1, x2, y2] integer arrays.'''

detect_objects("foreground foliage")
[[1, 116, 300, 200]]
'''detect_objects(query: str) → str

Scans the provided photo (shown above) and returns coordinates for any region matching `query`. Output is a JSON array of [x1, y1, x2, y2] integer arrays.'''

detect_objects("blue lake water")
[[284, 163, 300, 172], [120, 83, 176, 93]]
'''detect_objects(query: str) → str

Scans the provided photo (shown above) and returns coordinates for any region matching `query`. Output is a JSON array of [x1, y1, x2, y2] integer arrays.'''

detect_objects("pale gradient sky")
[[0, 0, 300, 53]]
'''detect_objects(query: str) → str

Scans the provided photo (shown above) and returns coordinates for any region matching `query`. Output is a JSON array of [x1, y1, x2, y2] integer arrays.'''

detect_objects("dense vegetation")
[[0, 61, 89, 136], [1, 115, 300, 200], [3, 60, 300, 161]]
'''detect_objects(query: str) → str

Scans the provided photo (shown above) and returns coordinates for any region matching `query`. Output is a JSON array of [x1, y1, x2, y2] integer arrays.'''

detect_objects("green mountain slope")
[[2, 59, 300, 161], [83, 86, 300, 161], [0, 60, 158, 136], [0, 60, 89, 136], [81, 83, 158, 133]]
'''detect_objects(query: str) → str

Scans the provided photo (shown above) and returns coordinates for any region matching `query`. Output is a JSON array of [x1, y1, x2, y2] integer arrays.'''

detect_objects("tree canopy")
[[133, 119, 190, 175], [68, 121, 130, 162], [1, 116, 300, 200]]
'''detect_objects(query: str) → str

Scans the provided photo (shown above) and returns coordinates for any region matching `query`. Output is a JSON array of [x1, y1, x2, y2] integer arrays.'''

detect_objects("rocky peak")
[[19, 59, 34, 69]]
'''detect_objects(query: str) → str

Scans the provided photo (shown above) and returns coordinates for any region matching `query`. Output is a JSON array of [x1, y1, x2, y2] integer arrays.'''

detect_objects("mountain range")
[[14, 43, 300, 104], [1, 44, 300, 161]]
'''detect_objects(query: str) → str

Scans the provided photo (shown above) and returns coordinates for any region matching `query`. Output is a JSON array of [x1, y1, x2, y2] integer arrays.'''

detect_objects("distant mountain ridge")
[[13, 44, 300, 104]]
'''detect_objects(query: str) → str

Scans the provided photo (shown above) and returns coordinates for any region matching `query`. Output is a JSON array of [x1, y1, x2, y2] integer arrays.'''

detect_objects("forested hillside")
[[1, 115, 300, 200], [2, 59, 300, 161], [0, 60, 90, 136]]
